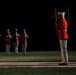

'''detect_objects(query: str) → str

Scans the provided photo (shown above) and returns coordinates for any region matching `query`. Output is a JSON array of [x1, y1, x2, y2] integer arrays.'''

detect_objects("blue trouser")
[[13, 43, 18, 54], [22, 44, 27, 54]]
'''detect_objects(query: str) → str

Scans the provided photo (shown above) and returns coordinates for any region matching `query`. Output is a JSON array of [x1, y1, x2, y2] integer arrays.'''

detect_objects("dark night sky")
[[0, 0, 76, 51]]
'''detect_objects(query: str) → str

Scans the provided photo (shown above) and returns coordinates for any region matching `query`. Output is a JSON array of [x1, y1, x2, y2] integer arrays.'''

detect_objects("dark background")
[[0, 0, 76, 52]]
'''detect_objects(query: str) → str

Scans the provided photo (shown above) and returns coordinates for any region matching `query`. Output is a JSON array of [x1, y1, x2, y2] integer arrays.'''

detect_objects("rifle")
[[67, 7, 70, 29], [54, 8, 58, 34], [66, 7, 70, 34]]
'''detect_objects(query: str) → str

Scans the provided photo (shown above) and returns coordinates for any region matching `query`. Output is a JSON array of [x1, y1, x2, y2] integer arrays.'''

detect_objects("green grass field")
[[0, 67, 76, 75], [0, 51, 76, 75], [0, 51, 76, 62]]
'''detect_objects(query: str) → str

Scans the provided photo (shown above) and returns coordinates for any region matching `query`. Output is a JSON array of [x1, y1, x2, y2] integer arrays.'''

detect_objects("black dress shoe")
[[58, 63, 68, 65]]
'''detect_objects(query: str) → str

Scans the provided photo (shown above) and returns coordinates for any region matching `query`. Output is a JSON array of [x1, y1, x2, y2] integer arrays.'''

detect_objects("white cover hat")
[[14, 28, 17, 31], [58, 12, 65, 16], [6, 29, 9, 32]]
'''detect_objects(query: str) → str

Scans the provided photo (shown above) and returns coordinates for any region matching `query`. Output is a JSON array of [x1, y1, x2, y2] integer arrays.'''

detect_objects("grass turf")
[[0, 67, 76, 75], [0, 51, 76, 75], [0, 51, 75, 62]]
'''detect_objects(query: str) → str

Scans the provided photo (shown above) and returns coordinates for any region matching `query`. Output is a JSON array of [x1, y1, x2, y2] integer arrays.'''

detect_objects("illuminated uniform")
[[13, 29, 20, 54], [22, 29, 29, 54], [57, 12, 68, 65], [5, 29, 12, 55]]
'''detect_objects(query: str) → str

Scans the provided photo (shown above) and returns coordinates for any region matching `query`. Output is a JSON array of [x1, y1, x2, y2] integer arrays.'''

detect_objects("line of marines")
[[0, 29, 29, 55]]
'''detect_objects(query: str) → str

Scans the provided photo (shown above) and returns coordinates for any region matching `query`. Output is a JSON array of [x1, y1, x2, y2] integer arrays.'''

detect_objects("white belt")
[[58, 29, 67, 31], [62, 29, 67, 31]]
